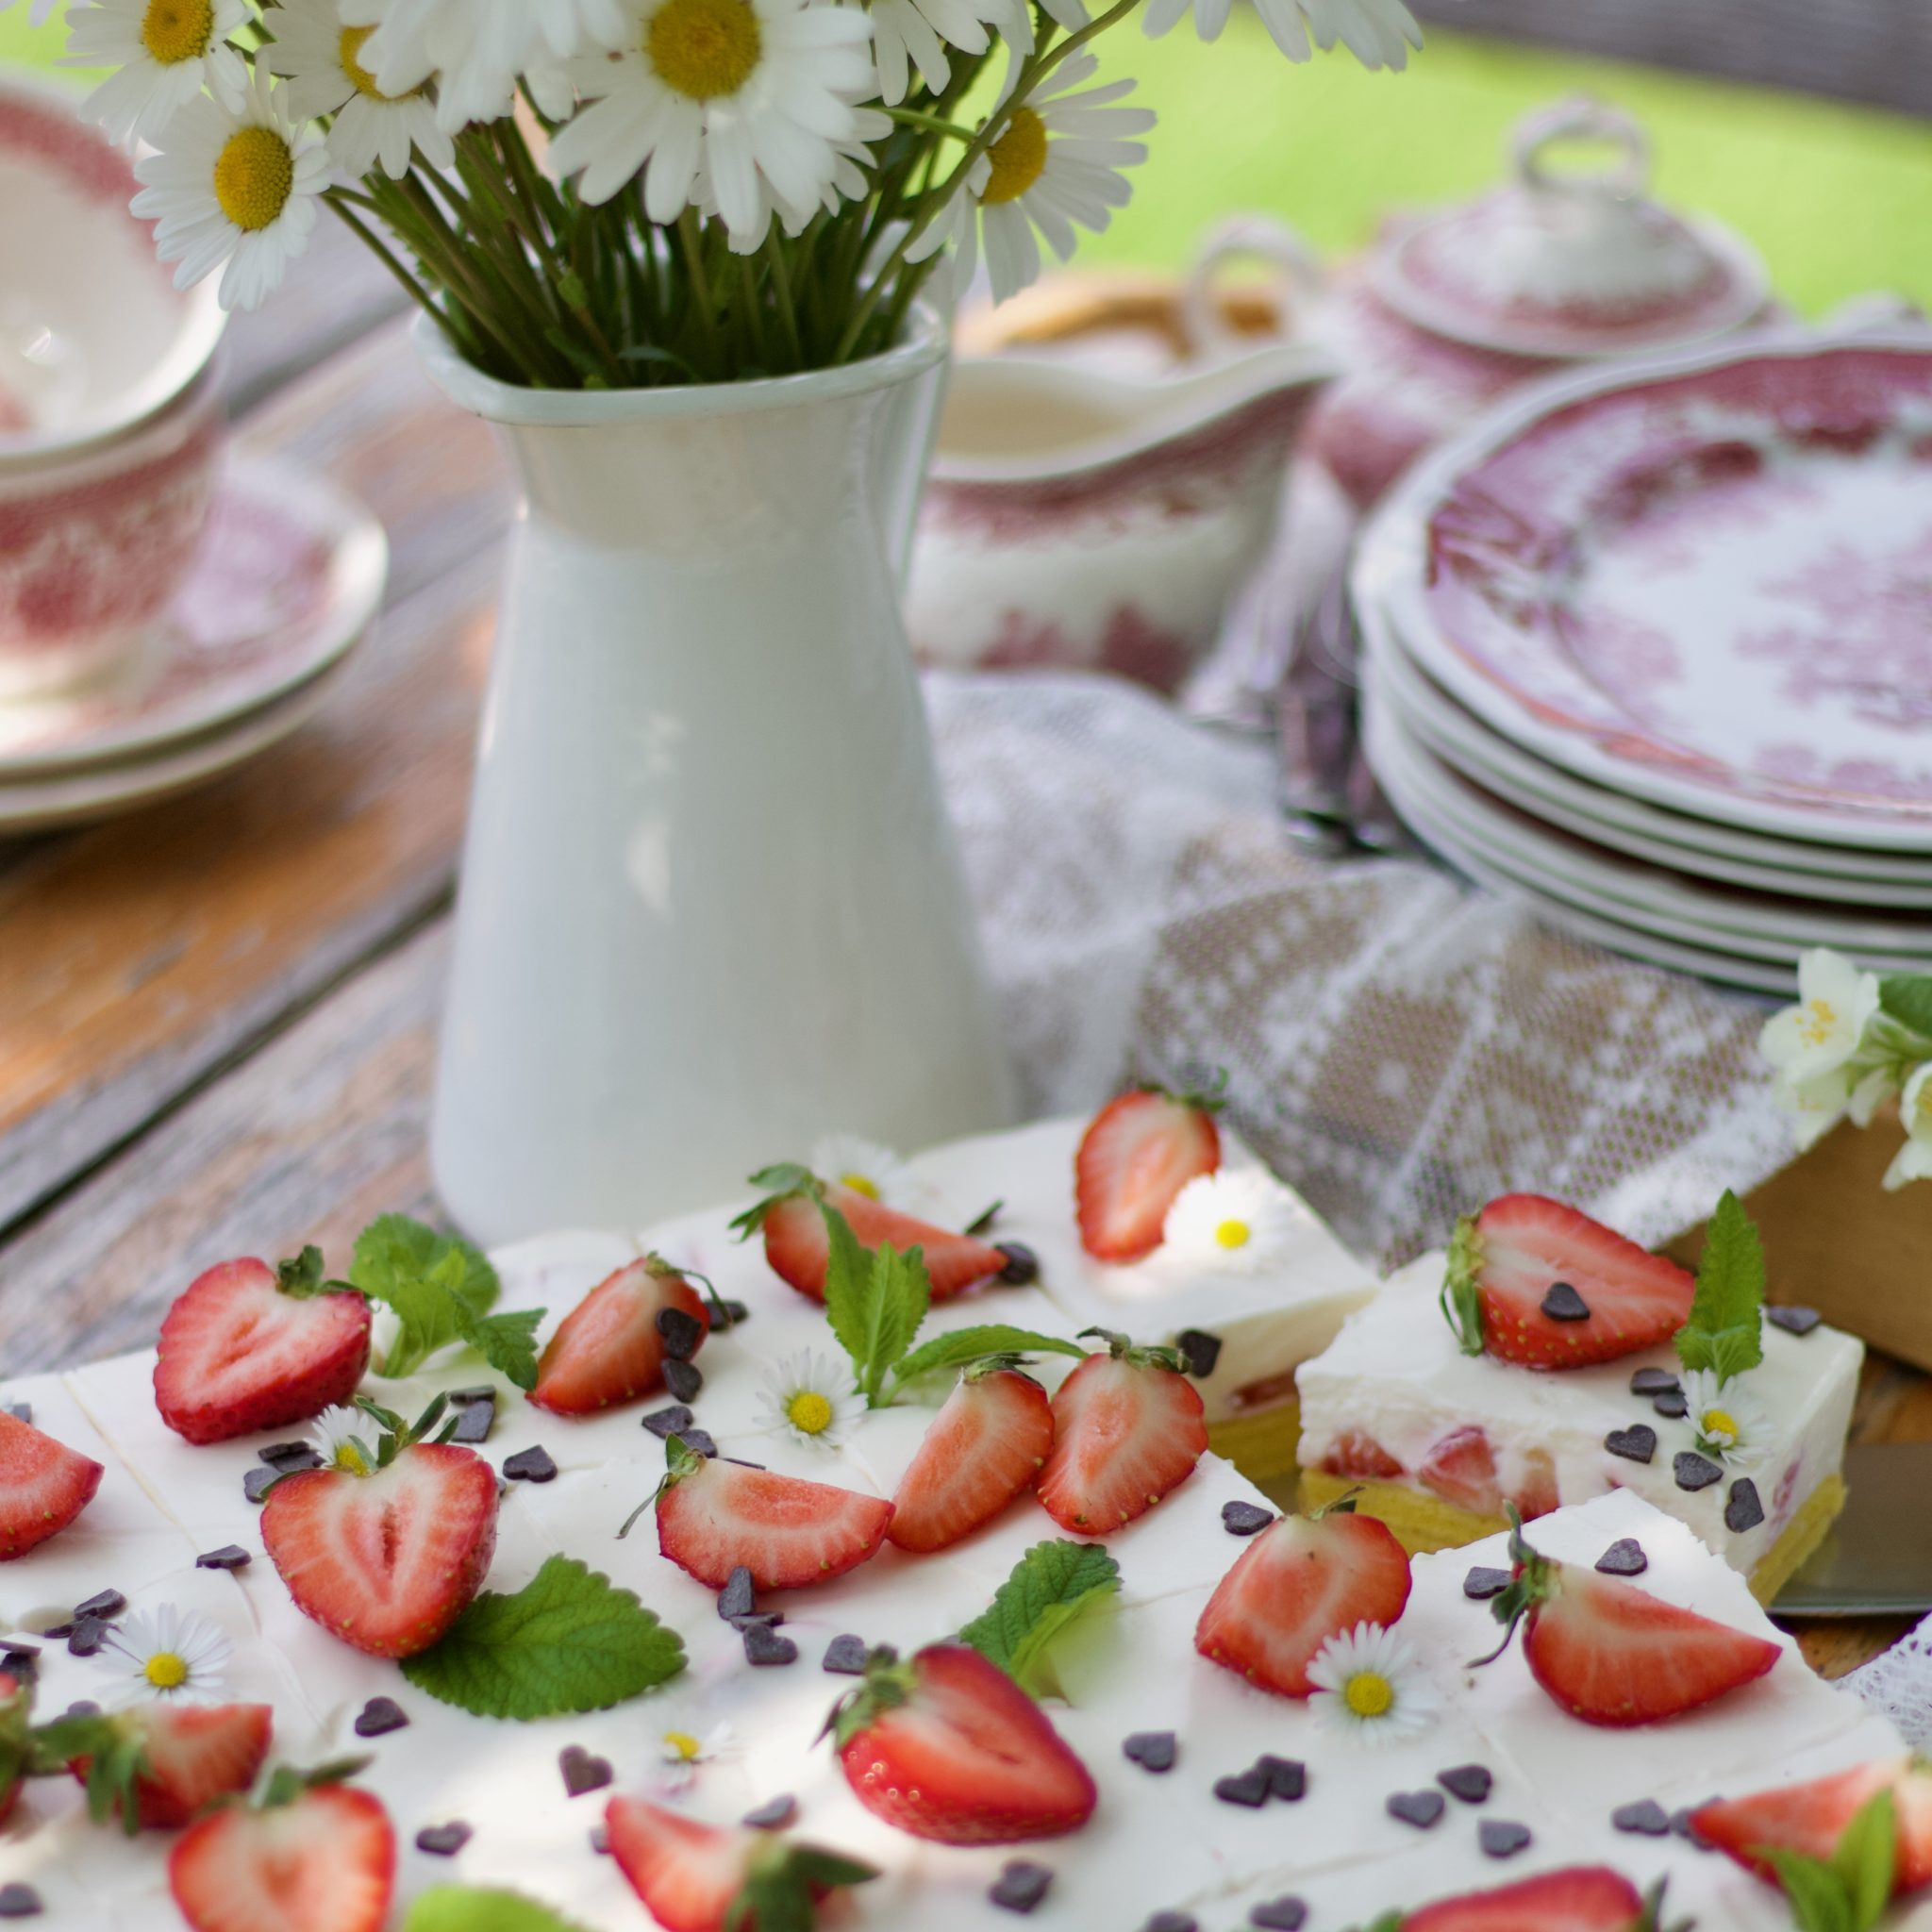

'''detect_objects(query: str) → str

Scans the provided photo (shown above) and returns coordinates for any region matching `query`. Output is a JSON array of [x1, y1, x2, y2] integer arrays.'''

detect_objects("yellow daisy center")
[[143, 1652, 190, 1690], [1213, 1218, 1252, 1251], [331, 1440, 371, 1476], [213, 125, 295, 233], [663, 1729, 703, 1761], [646, 0, 762, 101], [339, 24, 413, 100], [141, 0, 213, 65], [786, 1391, 835, 1436], [981, 108, 1048, 206], [840, 1173, 880, 1201], [1702, 1407, 1738, 1441], [1343, 1671, 1394, 1719], [1797, 999, 1839, 1047]]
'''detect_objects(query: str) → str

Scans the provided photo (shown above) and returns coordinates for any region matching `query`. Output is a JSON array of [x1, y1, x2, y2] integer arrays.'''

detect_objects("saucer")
[[0, 453, 386, 774]]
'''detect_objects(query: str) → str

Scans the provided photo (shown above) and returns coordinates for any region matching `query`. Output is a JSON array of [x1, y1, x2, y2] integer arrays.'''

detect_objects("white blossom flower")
[[308, 1403, 375, 1474], [542, 0, 874, 248], [757, 1348, 862, 1450], [1141, 0, 1419, 67], [811, 1134, 908, 1208], [102, 1607, 232, 1704], [869, 0, 1021, 108], [1761, 949, 1881, 1092], [1884, 1062, 1932, 1191], [906, 51, 1152, 306], [261, 0, 454, 178], [1160, 1168, 1301, 1272], [131, 71, 329, 311], [657, 1721, 739, 1792], [64, 0, 249, 146], [1307, 1622, 1439, 1744], [1678, 1369, 1771, 1470]]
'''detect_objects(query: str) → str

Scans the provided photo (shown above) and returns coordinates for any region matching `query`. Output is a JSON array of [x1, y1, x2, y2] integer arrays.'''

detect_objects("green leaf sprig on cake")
[[1670, 1190, 1779, 1471], [958, 1540, 1123, 1697]]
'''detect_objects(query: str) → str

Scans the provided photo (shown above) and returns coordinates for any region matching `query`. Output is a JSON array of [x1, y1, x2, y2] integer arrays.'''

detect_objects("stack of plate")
[[0, 458, 385, 833], [1350, 326, 1932, 993]]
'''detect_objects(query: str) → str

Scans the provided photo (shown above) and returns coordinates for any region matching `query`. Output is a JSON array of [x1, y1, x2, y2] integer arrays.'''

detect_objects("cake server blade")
[[1772, 1442, 1932, 1619]]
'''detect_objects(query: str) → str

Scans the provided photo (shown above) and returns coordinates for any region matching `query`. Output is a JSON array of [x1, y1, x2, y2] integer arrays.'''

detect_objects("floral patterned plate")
[[1356, 327, 1932, 850], [0, 453, 386, 773]]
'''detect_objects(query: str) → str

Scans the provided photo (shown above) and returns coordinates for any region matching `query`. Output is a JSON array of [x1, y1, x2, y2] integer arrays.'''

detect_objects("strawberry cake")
[[1296, 1193, 1860, 1605], [0, 1099, 1915, 1932]]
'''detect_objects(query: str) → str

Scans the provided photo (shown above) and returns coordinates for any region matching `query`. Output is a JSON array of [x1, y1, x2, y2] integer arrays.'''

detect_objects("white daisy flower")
[[103, 1606, 232, 1705], [1885, 1062, 1932, 1191], [869, 0, 1023, 108], [692, 108, 886, 251], [4, 0, 61, 25], [64, 0, 249, 147], [811, 1133, 908, 1208], [308, 1403, 376, 1475], [1160, 1169, 1301, 1273], [260, 0, 454, 179], [131, 70, 328, 312], [1678, 1370, 1771, 1470], [1141, 0, 1419, 68], [906, 52, 1153, 306], [543, 0, 874, 247], [1761, 949, 1881, 1092], [656, 1720, 739, 1792], [757, 1348, 862, 1450], [1307, 1621, 1439, 1745]]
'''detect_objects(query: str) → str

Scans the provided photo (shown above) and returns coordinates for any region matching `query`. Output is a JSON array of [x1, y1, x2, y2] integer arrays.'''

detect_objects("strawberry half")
[[1195, 1504, 1412, 1697], [889, 1364, 1055, 1555], [0, 1407, 103, 1559], [654, 1435, 892, 1591], [606, 1796, 876, 1932], [58, 1701, 274, 1833], [0, 1671, 32, 1827], [1036, 1331, 1207, 1536], [1691, 1755, 1932, 1896], [1417, 1426, 1502, 1516], [1074, 1086, 1222, 1263], [1403, 1866, 1675, 1931], [155, 1253, 373, 1446], [1479, 1518, 1779, 1726], [531, 1255, 708, 1416], [831, 1643, 1096, 1844], [737, 1171, 1008, 1305], [260, 1399, 497, 1658], [1442, 1195, 1695, 1370], [168, 1769, 394, 1932]]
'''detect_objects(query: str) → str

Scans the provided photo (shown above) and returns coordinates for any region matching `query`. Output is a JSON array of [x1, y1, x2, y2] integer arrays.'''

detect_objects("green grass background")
[[7, 8, 1929, 314]]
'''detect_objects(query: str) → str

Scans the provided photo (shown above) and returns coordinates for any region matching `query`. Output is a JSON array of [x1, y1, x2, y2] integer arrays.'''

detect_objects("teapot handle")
[[1512, 94, 1649, 198], [1179, 215, 1325, 359]]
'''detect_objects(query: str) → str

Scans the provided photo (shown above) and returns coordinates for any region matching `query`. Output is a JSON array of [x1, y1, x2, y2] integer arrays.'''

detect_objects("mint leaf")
[[1440, 1214, 1484, 1357], [891, 1324, 1088, 1390], [400, 1556, 684, 1719], [822, 1207, 929, 1406], [1879, 974, 1932, 1048], [1675, 1191, 1765, 1382], [1832, 1787, 1896, 1931], [351, 1214, 538, 1383], [733, 1845, 878, 1932], [402, 1889, 594, 1932], [958, 1540, 1121, 1696], [452, 1301, 544, 1393], [1768, 1851, 1857, 1932]]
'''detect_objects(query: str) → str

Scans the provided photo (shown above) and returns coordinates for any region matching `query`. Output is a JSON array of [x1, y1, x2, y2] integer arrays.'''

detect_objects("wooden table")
[[0, 224, 1921, 1687]]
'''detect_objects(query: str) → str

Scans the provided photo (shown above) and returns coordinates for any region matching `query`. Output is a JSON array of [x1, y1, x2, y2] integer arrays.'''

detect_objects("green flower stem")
[[882, 107, 979, 142]]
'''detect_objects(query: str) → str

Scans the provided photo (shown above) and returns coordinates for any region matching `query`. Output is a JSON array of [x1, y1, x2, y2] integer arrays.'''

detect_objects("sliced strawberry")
[[1036, 1333, 1207, 1535], [1691, 1755, 1932, 1895], [0, 1407, 103, 1558], [1194, 1506, 1412, 1696], [606, 1796, 876, 1932], [1443, 1196, 1695, 1370], [155, 1255, 372, 1446], [169, 1778, 394, 1932], [1481, 1523, 1780, 1726], [890, 1366, 1055, 1555], [1512, 1447, 1559, 1523], [1404, 1865, 1661, 1931], [66, 1702, 274, 1832], [531, 1256, 708, 1416], [261, 1438, 498, 1659], [1074, 1087, 1222, 1262], [751, 1182, 1007, 1304], [832, 1644, 1096, 1844], [1417, 1426, 1502, 1516], [656, 1439, 892, 1591], [1318, 1429, 1405, 1480]]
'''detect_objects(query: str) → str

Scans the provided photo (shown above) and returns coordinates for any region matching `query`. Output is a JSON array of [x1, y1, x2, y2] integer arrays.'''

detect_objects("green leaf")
[[891, 1324, 1088, 1390], [275, 1246, 357, 1300], [1768, 1850, 1857, 1932], [1831, 1787, 1897, 1932], [1676, 1191, 1766, 1381], [353, 1214, 503, 1380], [821, 1208, 929, 1405], [402, 1888, 596, 1932], [1879, 974, 1932, 1047], [1440, 1214, 1485, 1357], [400, 1556, 684, 1720], [729, 1844, 878, 1932], [727, 1165, 820, 1241], [452, 1302, 544, 1393], [958, 1539, 1122, 1696]]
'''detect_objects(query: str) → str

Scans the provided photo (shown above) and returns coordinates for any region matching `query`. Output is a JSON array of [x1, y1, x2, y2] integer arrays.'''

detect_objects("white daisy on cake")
[[758, 1349, 862, 1451], [1885, 1062, 1932, 1191], [1140, 0, 1419, 67], [1678, 1369, 1772, 1469], [102, 1607, 232, 1705], [905, 53, 1153, 305], [1161, 1168, 1301, 1273], [1307, 1621, 1438, 1745], [810, 1134, 909, 1208], [261, 0, 455, 178], [541, 0, 874, 247], [65, 0, 250, 146], [657, 1720, 740, 1792], [307, 1403, 375, 1474], [131, 70, 329, 312]]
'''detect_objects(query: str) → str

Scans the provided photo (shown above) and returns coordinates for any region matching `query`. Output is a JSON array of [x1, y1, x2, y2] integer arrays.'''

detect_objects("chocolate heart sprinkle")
[[353, 1697, 408, 1739], [1387, 1790, 1445, 1829], [1767, 1305, 1822, 1337], [1142, 1914, 1197, 1932], [1595, 1538, 1648, 1577], [1629, 1367, 1681, 1396], [1176, 1329, 1223, 1378], [742, 1795, 798, 1830], [1257, 1757, 1306, 1802], [1123, 1731, 1177, 1774], [195, 1545, 252, 1572], [559, 1746, 613, 1797], [1604, 1424, 1657, 1465], [0, 1885, 42, 1919], [1479, 1821, 1532, 1858], [642, 1405, 695, 1439], [822, 1634, 869, 1674], [657, 1307, 705, 1361], [718, 1567, 757, 1622], [451, 1399, 494, 1446], [1248, 1900, 1307, 1931], [1462, 1566, 1510, 1601], [415, 1823, 472, 1857], [1221, 1502, 1274, 1538], [1612, 1799, 1671, 1836], [503, 1446, 558, 1484], [1652, 1390, 1689, 1420], [996, 1244, 1040, 1286], [743, 1624, 799, 1667], [66, 1619, 108, 1657], [73, 1591, 125, 1621], [990, 1861, 1054, 1914], [1674, 1451, 1723, 1492], [258, 1441, 324, 1471], [1724, 1478, 1765, 1534], [1436, 1765, 1491, 1805], [1540, 1281, 1589, 1322], [663, 1358, 705, 1405], [1213, 1769, 1270, 1808], [242, 1466, 282, 1505]]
